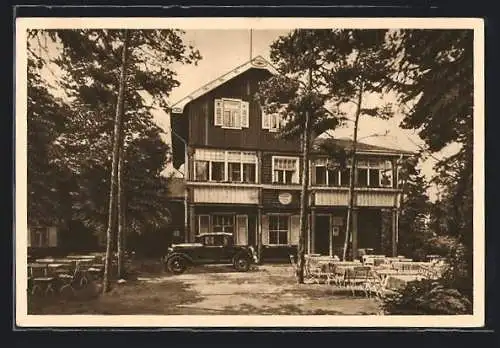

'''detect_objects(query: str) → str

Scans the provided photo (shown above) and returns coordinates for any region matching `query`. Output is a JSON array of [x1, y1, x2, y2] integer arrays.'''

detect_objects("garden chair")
[[365, 270, 390, 299], [305, 259, 323, 284], [57, 262, 79, 296], [344, 266, 372, 297], [75, 259, 94, 287], [29, 264, 56, 296]]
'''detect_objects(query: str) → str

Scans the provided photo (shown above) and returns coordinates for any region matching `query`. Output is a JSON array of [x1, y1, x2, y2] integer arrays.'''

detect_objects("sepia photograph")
[[15, 17, 484, 327]]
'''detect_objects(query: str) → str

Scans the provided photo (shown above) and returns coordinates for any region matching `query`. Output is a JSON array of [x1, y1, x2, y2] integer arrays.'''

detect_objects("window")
[[340, 168, 350, 186], [223, 100, 241, 128], [205, 235, 216, 246], [214, 98, 249, 129], [269, 113, 284, 132], [328, 169, 340, 186], [243, 163, 256, 183], [272, 156, 299, 184], [369, 168, 381, 187], [193, 149, 257, 183], [261, 104, 288, 132], [211, 161, 225, 181], [380, 160, 393, 187], [31, 227, 49, 247], [269, 215, 289, 245], [229, 162, 241, 182], [312, 158, 342, 186], [315, 165, 327, 185], [195, 160, 209, 181], [198, 215, 210, 234], [357, 168, 368, 187], [354, 159, 394, 188], [212, 215, 234, 234]]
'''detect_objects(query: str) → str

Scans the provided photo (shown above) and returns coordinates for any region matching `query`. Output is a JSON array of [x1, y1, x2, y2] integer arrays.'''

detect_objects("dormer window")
[[214, 98, 249, 129]]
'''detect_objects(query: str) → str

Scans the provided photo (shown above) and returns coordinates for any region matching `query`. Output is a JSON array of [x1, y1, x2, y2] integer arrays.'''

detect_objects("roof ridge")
[[170, 55, 276, 113]]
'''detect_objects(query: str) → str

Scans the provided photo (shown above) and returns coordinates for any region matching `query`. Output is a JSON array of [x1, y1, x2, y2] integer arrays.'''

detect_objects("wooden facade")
[[169, 56, 414, 261]]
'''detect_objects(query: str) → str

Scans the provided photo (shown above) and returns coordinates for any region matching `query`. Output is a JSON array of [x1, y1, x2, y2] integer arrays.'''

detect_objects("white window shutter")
[[261, 109, 270, 129], [290, 215, 300, 245], [214, 99, 223, 126], [48, 227, 58, 247], [241, 101, 249, 128], [293, 159, 300, 184], [261, 215, 269, 245], [236, 215, 248, 245]]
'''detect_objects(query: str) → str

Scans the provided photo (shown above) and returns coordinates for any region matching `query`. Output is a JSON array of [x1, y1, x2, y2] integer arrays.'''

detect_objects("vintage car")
[[163, 232, 258, 274]]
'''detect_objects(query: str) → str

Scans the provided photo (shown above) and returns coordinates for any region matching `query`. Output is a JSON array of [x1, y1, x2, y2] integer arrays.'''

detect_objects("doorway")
[[314, 215, 330, 255]]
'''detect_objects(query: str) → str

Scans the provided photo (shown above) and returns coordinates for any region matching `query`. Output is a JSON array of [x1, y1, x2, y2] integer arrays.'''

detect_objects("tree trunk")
[[342, 85, 363, 261], [297, 67, 313, 284], [117, 144, 125, 279], [102, 29, 130, 294]]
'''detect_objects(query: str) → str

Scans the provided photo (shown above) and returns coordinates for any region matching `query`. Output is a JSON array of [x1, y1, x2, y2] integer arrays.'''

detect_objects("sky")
[[36, 29, 459, 201]]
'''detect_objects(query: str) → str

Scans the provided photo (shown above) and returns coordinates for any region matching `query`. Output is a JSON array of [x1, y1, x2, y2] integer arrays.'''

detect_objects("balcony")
[[314, 187, 400, 208]]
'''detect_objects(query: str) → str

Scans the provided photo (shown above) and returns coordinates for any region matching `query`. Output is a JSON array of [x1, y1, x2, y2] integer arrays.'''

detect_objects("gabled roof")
[[313, 137, 416, 156], [170, 55, 277, 114]]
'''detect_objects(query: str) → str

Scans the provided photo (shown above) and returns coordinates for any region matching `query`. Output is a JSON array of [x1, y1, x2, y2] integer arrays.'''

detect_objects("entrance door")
[[314, 215, 330, 255]]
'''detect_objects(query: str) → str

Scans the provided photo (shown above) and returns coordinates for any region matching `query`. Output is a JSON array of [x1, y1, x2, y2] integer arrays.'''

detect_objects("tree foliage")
[[27, 36, 73, 227], [397, 155, 432, 260], [386, 29, 474, 298], [27, 29, 201, 239]]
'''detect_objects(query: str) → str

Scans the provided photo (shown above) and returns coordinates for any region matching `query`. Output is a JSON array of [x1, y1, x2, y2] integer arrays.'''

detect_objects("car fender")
[[166, 253, 194, 265]]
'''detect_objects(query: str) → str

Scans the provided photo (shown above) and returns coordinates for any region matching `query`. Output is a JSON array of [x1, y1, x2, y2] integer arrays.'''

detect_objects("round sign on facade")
[[278, 192, 292, 205]]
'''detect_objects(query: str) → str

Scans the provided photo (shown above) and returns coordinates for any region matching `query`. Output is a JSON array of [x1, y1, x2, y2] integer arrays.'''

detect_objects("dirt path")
[[139, 265, 380, 315], [28, 264, 380, 315]]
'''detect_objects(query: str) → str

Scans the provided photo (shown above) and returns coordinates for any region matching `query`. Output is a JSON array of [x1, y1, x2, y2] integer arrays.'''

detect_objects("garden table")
[[66, 255, 97, 260]]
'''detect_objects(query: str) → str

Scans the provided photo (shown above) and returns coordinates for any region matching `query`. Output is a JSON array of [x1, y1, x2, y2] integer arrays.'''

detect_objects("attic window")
[[214, 98, 249, 129], [261, 104, 288, 132]]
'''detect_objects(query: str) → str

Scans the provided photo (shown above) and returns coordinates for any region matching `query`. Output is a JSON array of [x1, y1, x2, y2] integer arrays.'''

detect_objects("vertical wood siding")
[[187, 69, 301, 152], [315, 191, 397, 207], [193, 186, 260, 204]]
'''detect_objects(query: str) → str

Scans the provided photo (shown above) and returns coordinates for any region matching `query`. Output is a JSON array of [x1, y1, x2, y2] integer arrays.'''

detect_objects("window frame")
[[272, 156, 300, 184], [268, 214, 290, 246], [214, 98, 249, 130], [193, 149, 258, 183], [379, 160, 394, 188], [221, 98, 242, 130], [211, 214, 235, 234], [268, 113, 284, 133], [31, 227, 49, 247], [311, 158, 342, 186]]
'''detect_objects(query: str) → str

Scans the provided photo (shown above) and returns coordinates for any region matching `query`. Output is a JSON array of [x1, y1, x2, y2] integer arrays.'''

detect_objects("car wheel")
[[234, 256, 250, 272], [167, 256, 187, 275]]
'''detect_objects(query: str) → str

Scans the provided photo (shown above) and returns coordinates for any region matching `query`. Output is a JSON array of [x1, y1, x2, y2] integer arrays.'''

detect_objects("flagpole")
[[250, 29, 253, 60]]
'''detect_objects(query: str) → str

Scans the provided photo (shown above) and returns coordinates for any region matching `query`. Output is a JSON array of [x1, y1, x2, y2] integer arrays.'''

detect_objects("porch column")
[[189, 204, 196, 243], [257, 206, 263, 263], [310, 208, 316, 254], [352, 207, 359, 260], [392, 208, 398, 257]]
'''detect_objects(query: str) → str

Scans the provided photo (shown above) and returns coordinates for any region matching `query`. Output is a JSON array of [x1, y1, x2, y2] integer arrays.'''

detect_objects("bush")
[[381, 278, 472, 315]]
